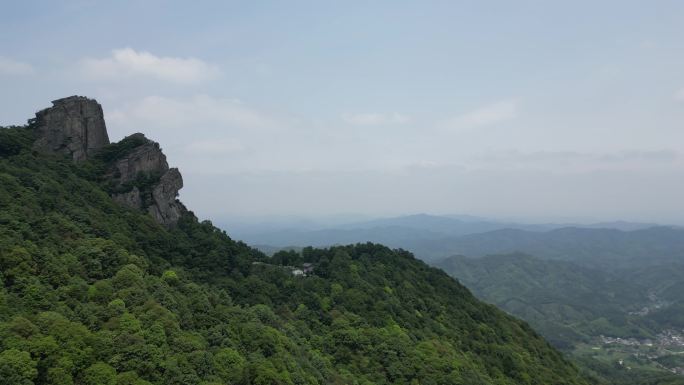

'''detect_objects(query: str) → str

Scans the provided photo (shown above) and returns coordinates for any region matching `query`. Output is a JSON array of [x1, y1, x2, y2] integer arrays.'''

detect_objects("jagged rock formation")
[[31, 97, 186, 226], [106, 134, 186, 226], [149, 168, 185, 225], [32, 96, 110, 161], [105, 133, 168, 183]]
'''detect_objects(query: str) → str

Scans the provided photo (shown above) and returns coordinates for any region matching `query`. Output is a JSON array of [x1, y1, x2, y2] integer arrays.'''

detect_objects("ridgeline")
[[0, 97, 587, 385]]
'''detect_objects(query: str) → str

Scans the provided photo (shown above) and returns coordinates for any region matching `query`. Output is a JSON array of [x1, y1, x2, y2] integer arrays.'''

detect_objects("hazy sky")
[[2, 1, 684, 223]]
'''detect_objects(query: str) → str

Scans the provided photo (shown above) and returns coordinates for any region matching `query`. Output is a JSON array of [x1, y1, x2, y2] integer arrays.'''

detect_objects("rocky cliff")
[[32, 96, 110, 161], [31, 96, 187, 226], [106, 133, 187, 226]]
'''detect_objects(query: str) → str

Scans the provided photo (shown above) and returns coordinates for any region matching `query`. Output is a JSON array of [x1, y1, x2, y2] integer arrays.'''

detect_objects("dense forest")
[[0, 123, 588, 385]]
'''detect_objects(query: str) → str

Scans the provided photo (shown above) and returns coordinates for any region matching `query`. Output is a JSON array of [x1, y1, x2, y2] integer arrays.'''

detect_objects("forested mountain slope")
[[436, 254, 684, 384], [436, 254, 650, 347], [0, 98, 587, 385]]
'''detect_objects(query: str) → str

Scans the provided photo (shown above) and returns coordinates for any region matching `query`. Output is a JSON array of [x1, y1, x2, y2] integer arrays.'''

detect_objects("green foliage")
[[0, 125, 33, 157], [0, 348, 37, 385], [213, 348, 245, 383], [0, 124, 588, 385], [161, 270, 179, 284], [82, 362, 117, 385], [94, 134, 149, 165]]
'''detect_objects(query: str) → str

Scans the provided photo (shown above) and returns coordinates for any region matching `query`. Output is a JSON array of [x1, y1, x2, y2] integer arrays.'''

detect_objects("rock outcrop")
[[149, 168, 185, 225], [31, 97, 187, 226], [106, 134, 187, 226], [32, 96, 110, 161], [105, 133, 169, 184]]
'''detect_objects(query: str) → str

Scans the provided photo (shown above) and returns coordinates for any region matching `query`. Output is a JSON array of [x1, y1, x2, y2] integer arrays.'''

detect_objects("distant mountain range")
[[220, 213, 677, 265]]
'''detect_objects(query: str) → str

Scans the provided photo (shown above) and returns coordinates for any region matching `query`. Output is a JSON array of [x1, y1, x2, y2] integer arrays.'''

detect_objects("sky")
[[2, 1, 684, 224]]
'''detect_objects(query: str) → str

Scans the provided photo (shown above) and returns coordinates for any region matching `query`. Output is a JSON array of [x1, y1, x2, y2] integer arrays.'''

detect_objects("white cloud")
[[444, 100, 517, 129], [106, 95, 289, 174], [81, 48, 220, 84], [0, 57, 34, 75], [674, 88, 684, 102], [342, 112, 410, 126], [109, 95, 276, 130]]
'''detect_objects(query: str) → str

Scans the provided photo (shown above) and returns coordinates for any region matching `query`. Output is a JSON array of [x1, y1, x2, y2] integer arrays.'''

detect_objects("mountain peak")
[[30, 96, 186, 226], [31, 95, 110, 161], [105, 133, 187, 226]]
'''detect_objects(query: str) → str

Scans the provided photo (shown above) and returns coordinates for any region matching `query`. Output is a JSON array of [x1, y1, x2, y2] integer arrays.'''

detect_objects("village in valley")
[[576, 329, 684, 376]]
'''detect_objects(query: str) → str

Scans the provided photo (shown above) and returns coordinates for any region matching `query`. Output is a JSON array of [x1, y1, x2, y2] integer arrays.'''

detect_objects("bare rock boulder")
[[105, 133, 170, 184], [108, 134, 186, 226], [148, 168, 186, 225], [31, 96, 189, 226], [32, 96, 110, 161], [112, 187, 143, 209]]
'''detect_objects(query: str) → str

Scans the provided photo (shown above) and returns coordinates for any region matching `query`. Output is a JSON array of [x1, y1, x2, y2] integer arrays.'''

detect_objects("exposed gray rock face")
[[32, 96, 110, 161], [112, 187, 142, 209], [108, 134, 186, 226], [31, 96, 188, 226], [148, 168, 186, 225], [105, 133, 169, 184]]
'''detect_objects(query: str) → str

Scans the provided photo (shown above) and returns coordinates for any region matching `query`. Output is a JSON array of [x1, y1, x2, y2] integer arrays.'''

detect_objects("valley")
[[4, 3, 684, 384], [241, 216, 684, 384], [574, 329, 684, 378]]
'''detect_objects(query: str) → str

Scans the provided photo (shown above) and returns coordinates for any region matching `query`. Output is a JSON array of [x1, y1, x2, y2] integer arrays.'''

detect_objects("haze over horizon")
[[3, 1, 684, 224]]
